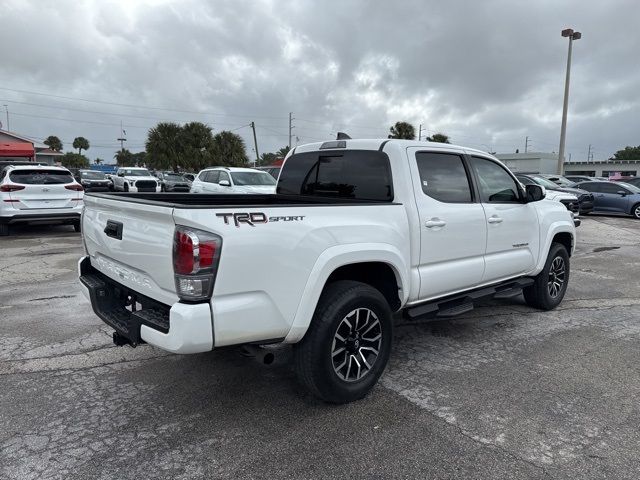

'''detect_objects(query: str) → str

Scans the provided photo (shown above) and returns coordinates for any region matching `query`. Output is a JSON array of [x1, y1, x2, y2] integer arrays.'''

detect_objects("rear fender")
[[283, 243, 408, 343]]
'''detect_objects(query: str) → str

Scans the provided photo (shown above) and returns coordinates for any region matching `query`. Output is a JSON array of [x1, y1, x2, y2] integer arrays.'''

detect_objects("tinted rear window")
[[276, 150, 393, 201], [10, 170, 74, 185]]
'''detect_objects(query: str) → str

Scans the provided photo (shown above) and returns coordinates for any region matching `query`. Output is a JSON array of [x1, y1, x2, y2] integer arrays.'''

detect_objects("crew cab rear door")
[[407, 147, 487, 299], [468, 155, 540, 282]]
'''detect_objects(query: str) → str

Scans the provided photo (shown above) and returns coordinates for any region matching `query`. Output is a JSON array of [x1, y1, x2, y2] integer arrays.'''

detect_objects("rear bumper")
[[78, 256, 213, 354], [0, 212, 81, 224]]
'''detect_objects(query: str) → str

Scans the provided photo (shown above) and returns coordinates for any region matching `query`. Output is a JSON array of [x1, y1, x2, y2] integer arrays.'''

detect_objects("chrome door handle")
[[425, 219, 446, 228], [487, 216, 503, 224]]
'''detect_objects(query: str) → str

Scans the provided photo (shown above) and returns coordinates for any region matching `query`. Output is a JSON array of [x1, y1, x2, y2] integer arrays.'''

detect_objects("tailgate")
[[82, 195, 178, 305]]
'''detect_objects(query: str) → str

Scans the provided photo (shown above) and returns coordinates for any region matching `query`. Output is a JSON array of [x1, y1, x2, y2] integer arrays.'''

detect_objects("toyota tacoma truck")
[[78, 139, 576, 403]]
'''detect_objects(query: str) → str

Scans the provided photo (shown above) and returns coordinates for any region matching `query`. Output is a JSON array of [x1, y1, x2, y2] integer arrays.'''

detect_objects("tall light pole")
[[3, 104, 9, 131], [557, 28, 581, 174]]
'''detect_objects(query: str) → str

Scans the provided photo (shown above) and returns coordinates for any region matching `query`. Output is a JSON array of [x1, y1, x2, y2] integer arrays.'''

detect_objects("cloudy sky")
[[1, 0, 638, 163]]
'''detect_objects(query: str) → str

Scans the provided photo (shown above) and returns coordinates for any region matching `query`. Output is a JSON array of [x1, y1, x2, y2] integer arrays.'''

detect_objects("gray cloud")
[[0, 0, 638, 163]]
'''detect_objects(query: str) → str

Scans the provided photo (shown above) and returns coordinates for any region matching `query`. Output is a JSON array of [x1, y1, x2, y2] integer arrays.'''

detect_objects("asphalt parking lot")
[[1, 216, 639, 479]]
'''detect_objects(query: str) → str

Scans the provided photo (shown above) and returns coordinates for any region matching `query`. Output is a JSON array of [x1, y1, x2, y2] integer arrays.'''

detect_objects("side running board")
[[404, 278, 534, 321]]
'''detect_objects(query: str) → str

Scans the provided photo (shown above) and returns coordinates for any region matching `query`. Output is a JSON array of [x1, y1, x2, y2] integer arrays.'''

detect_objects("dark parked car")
[[614, 177, 640, 188], [574, 181, 640, 219], [255, 166, 281, 179], [565, 175, 597, 183], [181, 172, 196, 183], [516, 174, 594, 214], [76, 170, 111, 192], [157, 172, 191, 192]]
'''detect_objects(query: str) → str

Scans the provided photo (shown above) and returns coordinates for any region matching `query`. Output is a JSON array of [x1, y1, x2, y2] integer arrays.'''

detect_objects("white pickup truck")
[[79, 139, 576, 403], [111, 167, 160, 193]]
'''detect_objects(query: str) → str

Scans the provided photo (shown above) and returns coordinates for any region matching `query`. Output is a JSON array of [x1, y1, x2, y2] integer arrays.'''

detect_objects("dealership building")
[[495, 152, 639, 177]]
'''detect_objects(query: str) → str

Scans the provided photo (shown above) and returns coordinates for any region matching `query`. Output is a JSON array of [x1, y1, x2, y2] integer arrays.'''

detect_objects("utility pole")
[[587, 144, 593, 162], [288, 112, 294, 149], [419, 124, 426, 141], [525, 136, 530, 153], [250, 122, 259, 167], [117, 120, 126, 151], [3, 104, 9, 131], [557, 28, 582, 174]]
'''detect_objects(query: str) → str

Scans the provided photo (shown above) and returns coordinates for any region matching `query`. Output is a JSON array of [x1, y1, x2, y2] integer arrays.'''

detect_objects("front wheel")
[[123, 183, 129, 192], [293, 280, 393, 404], [73, 222, 81, 233], [523, 243, 570, 310]]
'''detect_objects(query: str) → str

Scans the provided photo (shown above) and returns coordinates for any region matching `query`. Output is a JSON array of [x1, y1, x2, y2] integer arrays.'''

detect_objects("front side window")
[[600, 183, 627, 194], [415, 152, 472, 203], [471, 157, 521, 203]]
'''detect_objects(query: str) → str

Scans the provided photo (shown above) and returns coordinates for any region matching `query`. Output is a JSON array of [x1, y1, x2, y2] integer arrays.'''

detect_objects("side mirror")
[[219, 180, 231, 187], [525, 184, 545, 202], [617, 190, 627, 196], [117, 172, 124, 177]]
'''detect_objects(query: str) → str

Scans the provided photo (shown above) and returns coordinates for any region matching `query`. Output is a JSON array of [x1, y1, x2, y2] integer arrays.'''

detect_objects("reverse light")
[[173, 226, 222, 301], [0, 184, 25, 192], [65, 184, 84, 191]]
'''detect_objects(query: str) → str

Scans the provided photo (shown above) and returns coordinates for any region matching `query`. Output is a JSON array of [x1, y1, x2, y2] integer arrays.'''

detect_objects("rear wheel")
[[523, 243, 570, 310], [293, 280, 393, 404], [0, 224, 9, 236], [632, 203, 640, 219]]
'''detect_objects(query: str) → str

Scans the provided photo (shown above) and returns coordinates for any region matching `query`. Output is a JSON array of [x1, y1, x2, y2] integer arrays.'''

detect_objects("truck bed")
[[85, 192, 396, 208]]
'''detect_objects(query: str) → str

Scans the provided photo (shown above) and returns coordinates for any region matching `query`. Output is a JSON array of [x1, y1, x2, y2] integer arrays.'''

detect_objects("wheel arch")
[[284, 244, 409, 343]]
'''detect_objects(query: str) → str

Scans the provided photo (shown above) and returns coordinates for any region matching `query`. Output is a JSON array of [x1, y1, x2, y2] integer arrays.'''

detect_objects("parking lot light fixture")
[[557, 28, 581, 174]]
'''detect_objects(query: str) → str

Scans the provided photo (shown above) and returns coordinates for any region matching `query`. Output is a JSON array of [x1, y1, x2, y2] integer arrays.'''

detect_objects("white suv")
[[112, 167, 160, 192], [190, 167, 276, 194], [0, 164, 84, 235]]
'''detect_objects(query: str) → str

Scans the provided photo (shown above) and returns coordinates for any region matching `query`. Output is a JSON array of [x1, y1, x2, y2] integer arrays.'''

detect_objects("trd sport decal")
[[216, 213, 305, 227]]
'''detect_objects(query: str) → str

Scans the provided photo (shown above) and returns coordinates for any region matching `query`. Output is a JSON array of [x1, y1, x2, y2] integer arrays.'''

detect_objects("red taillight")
[[65, 184, 84, 191], [173, 226, 222, 301], [0, 184, 25, 192], [174, 230, 196, 275]]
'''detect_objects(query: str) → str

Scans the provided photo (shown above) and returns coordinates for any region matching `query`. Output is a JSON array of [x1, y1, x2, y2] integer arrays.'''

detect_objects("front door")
[[408, 148, 487, 300], [468, 156, 540, 283]]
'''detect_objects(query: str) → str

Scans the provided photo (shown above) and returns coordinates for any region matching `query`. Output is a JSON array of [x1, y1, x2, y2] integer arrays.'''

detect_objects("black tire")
[[293, 280, 393, 404], [73, 222, 81, 233], [123, 183, 129, 192], [523, 243, 570, 310], [631, 203, 640, 219], [161, 184, 166, 192], [0, 223, 8, 236]]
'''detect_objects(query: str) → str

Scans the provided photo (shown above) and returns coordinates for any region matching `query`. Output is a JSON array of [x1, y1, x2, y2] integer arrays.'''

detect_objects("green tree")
[[114, 149, 134, 166], [179, 122, 214, 171], [426, 133, 450, 143], [276, 146, 291, 157], [388, 121, 416, 140], [72, 137, 90, 155], [60, 152, 89, 169], [611, 145, 640, 160], [145, 122, 183, 171], [211, 131, 249, 167], [131, 151, 147, 166], [44, 135, 63, 152], [259, 152, 278, 166], [94, 158, 104, 165]]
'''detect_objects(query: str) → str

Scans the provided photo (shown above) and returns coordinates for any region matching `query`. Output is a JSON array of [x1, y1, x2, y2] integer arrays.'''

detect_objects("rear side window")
[[577, 182, 601, 193], [277, 150, 393, 201], [415, 152, 472, 203], [9, 169, 73, 185]]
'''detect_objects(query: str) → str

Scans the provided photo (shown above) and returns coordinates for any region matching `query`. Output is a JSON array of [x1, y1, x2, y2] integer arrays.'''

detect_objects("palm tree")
[[276, 146, 290, 157], [388, 122, 416, 140], [44, 135, 63, 152], [72, 137, 90, 155], [114, 149, 133, 166], [211, 131, 249, 167], [145, 122, 182, 171], [179, 122, 214, 171], [426, 133, 450, 144]]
